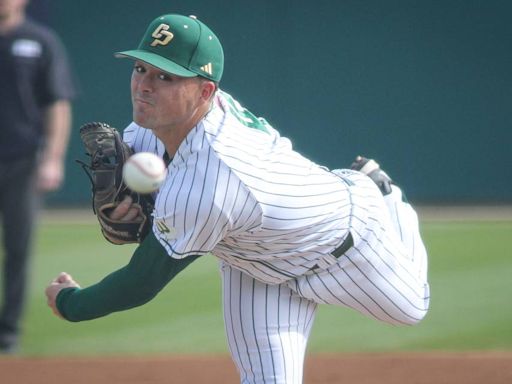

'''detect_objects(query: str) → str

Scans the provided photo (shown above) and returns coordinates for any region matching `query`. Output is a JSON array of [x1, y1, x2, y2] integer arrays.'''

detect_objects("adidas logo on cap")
[[200, 62, 213, 75]]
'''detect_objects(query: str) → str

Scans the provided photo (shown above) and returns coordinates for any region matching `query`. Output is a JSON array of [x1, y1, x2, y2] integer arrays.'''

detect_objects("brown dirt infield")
[[1, 352, 511, 384]]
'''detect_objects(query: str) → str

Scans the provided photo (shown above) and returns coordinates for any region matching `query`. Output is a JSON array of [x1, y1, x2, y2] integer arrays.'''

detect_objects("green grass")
[[12, 218, 512, 356]]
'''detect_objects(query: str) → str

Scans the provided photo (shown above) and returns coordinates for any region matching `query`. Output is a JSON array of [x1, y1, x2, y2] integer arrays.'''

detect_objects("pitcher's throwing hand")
[[46, 272, 80, 319]]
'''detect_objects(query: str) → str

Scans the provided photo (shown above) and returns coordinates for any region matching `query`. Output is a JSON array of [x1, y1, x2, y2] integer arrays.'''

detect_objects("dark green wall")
[[44, 0, 511, 205]]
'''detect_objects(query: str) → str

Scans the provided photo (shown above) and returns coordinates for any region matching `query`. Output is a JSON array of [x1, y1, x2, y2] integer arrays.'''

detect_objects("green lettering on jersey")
[[222, 92, 270, 133]]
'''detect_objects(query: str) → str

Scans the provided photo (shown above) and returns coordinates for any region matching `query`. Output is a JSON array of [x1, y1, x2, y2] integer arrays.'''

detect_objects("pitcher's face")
[[130, 61, 205, 134]]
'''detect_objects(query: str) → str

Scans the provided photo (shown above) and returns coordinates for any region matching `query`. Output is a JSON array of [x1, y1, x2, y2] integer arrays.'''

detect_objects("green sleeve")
[[56, 231, 200, 322]]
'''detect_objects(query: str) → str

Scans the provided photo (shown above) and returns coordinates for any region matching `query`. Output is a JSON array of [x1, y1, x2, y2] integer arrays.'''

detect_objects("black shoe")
[[0, 333, 18, 355], [350, 155, 393, 195]]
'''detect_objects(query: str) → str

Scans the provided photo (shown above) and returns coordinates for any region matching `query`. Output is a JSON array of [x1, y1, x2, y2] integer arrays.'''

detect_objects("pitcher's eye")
[[158, 73, 171, 81]]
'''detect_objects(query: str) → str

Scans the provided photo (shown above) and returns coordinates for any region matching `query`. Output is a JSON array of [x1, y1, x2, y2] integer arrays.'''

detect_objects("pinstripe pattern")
[[124, 91, 430, 383], [129, 91, 354, 284], [289, 170, 430, 326], [124, 121, 166, 157], [221, 261, 316, 384]]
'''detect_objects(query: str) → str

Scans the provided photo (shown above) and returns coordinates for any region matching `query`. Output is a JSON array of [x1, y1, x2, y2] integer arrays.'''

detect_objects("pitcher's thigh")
[[221, 263, 317, 384], [292, 234, 429, 326]]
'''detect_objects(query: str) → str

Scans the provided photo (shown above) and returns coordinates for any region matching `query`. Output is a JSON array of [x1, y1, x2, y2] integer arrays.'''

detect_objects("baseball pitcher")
[[46, 14, 429, 384]]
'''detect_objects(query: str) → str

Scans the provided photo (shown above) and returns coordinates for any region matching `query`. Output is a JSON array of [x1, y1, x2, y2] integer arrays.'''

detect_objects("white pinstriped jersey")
[[124, 91, 353, 284], [124, 91, 430, 383]]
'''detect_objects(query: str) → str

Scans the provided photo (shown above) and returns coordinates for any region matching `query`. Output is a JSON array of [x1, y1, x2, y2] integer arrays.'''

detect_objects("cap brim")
[[115, 50, 198, 78]]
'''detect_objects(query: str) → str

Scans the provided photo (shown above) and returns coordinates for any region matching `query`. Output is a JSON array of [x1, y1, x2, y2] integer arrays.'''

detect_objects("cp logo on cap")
[[150, 24, 174, 47]]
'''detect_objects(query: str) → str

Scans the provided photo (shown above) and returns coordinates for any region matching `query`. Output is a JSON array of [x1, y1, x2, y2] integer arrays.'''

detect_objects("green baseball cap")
[[115, 14, 224, 82]]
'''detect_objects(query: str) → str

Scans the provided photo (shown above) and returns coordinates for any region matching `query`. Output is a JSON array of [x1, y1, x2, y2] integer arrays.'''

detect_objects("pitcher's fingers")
[[121, 206, 140, 221], [56, 272, 72, 283], [109, 195, 134, 220]]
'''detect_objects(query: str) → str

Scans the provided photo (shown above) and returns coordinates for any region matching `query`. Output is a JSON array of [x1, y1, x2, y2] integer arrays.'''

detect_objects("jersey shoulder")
[[123, 122, 165, 156]]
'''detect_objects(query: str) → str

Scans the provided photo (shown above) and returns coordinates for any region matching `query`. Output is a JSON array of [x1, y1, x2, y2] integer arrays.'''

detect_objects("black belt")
[[331, 232, 354, 258]]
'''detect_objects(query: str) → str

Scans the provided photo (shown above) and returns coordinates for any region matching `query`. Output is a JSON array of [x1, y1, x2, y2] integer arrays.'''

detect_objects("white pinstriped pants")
[[220, 171, 430, 383]]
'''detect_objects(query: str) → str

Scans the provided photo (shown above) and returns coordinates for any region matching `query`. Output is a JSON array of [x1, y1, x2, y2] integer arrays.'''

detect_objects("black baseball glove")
[[78, 122, 153, 244]]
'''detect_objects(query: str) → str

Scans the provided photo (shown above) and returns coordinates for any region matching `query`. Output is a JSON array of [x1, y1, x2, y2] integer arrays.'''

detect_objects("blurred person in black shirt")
[[0, 0, 75, 353]]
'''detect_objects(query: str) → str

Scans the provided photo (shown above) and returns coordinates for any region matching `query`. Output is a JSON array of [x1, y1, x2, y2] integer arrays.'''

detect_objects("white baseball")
[[123, 152, 167, 194]]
